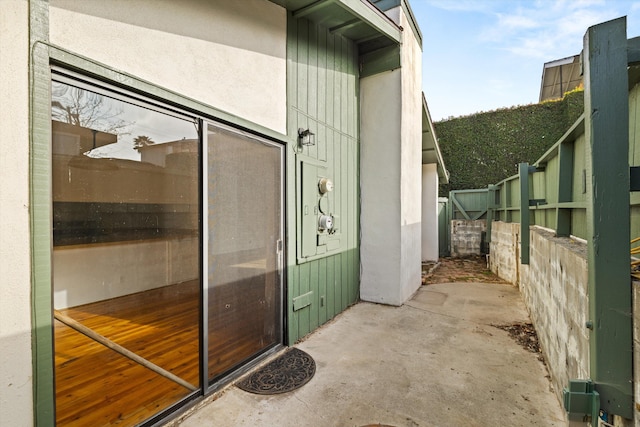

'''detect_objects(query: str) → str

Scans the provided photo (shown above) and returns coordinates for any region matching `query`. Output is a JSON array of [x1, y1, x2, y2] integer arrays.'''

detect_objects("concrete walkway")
[[175, 282, 567, 427]]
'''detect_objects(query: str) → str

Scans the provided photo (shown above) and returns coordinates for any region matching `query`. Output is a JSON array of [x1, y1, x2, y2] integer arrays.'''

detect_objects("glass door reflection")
[[206, 123, 283, 381], [52, 79, 201, 426]]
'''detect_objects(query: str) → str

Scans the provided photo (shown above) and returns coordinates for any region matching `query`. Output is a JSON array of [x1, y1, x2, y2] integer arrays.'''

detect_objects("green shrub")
[[435, 90, 584, 196]]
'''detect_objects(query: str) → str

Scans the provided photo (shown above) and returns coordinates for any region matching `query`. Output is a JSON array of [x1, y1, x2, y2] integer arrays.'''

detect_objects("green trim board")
[[556, 139, 575, 236], [536, 114, 585, 165], [359, 44, 400, 78], [29, 0, 55, 425], [628, 36, 640, 64], [519, 163, 531, 265]]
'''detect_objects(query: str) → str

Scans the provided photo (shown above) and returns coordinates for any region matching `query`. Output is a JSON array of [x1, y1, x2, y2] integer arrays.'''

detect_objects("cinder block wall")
[[450, 220, 486, 257], [488, 222, 519, 285], [489, 221, 590, 404]]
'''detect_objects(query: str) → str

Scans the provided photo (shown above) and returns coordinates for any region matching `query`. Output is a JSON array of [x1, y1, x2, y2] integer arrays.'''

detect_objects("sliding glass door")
[[51, 73, 285, 426], [52, 78, 201, 426], [205, 123, 284, 382]]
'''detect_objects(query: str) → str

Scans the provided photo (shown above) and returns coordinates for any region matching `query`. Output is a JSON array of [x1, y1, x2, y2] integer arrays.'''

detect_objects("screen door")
[[204, 122, 284, 382]]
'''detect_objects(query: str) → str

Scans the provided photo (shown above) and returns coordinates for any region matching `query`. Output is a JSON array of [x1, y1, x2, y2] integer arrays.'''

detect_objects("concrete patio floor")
[[173, 281, 567, 427]]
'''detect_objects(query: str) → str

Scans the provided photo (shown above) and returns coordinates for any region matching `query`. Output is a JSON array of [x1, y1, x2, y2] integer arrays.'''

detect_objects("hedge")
[[435, 90, 584, 197]]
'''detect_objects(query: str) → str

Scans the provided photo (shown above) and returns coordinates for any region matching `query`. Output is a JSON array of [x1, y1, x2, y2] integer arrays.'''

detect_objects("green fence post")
[[581, 16, 632, 421], [519, 163, 530, 264], [556, 140, 574, 237], [486, 185, 498, 252]]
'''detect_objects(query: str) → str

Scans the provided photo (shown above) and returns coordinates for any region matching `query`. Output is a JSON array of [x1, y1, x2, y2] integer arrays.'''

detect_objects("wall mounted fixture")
[[298, 128, 315, 146]]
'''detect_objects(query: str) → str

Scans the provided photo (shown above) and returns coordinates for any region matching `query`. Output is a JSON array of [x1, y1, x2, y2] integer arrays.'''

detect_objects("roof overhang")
[[271, 0, 402, 59], [368, 0, 422, 48], [422, 93, 449, 184]]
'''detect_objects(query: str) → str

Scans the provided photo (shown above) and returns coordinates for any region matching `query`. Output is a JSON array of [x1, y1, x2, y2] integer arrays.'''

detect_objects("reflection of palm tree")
[[133, 135, 155, 151]]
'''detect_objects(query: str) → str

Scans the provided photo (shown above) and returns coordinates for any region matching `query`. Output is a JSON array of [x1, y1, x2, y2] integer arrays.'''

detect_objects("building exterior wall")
[[49, 0, 287, 134], [490, 222, 590, 406], [286, 16, 361, 342], [360, 70, 402, 304], [0, 1, 34, 425], [360, 4, 423, 306], [398, 6, 424, 303], [421, 163, 438, 261], [1, 0, 419, 423]]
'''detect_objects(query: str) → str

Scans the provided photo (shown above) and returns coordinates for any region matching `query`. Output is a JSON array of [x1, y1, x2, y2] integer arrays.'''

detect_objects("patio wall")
[[489, 221, 590, 406]]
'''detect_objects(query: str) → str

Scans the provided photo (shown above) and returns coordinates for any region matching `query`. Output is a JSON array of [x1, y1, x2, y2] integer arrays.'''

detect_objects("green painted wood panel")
[[583, 18, 632, 417], [630, 84, 640, 238], [30, 2, 56, 425], [630, 83, 640, 166], [287, 15, 360, 343]]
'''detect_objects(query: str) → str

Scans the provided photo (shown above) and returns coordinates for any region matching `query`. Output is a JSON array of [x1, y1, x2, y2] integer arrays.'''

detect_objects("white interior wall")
[[0, 1, 33, 425], [53, 237, 198, 309], [49, 0, 287, 134], [422, 163, 439, 261]]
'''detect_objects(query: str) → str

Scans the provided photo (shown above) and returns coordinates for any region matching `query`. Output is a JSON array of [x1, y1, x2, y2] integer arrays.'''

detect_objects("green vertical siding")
[[286, 15, 360, 343]]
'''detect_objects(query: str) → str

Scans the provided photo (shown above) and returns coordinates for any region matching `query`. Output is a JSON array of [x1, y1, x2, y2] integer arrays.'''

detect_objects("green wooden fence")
[[477, 22, 639, 422]]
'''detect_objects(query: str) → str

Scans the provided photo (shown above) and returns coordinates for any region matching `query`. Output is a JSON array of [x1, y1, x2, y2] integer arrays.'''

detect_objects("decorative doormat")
[[236, 347, 316, 395]]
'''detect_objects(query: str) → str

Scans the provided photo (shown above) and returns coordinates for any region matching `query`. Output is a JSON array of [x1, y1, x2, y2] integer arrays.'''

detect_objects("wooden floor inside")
[[55, 279, 279, 426]]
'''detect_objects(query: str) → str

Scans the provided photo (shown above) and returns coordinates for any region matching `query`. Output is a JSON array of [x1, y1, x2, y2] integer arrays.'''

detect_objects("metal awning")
[[422, 93, 449, 184]]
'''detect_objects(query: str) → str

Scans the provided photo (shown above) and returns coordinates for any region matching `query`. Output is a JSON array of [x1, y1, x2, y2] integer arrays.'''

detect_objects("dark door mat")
[[236, 347, 316, 395]]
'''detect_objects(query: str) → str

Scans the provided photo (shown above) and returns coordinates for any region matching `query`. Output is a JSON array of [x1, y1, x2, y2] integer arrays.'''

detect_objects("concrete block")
[[489, 223, 589, 405], [450, 219, 486, 257]]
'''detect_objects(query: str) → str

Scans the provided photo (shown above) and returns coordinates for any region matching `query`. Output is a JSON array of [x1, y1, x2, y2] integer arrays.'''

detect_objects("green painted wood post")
[[583, 17, 633, 420], [519, 163, 530, 264], [446, 194, 453, 256], [486, 186, 496, 249], [30, 1, 56, 425], [556, 140, 574, 237]]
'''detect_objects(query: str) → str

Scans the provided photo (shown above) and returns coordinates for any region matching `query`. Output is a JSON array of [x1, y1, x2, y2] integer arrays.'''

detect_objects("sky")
[[411, 0, 640, 121]]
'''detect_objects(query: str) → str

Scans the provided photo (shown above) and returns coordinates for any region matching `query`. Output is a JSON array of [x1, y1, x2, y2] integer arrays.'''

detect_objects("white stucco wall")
[[360, 4, 423, 305], [422, 164, 439, 261], [0, 1, 34, 425], [399, 9, 423, 302], [360, 70, 402, 304], [49, 0, 287, 134]]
